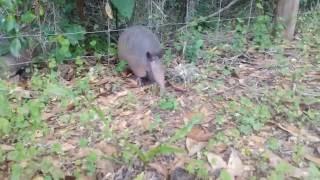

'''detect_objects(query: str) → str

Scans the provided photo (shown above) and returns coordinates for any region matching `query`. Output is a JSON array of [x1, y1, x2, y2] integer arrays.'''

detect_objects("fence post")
[[276, 0, 300, 40]]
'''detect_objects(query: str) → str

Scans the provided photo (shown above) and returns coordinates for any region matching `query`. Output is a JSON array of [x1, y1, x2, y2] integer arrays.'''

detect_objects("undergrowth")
[[0, 4, 320, 180]]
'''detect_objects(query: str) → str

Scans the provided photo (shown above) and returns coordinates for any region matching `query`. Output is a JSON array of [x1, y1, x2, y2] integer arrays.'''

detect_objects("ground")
[[0, 19, 320, 180]]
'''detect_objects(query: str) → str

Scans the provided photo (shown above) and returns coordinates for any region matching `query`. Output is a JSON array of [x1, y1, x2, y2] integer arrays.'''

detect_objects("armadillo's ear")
[[146, 51, 153, 62]]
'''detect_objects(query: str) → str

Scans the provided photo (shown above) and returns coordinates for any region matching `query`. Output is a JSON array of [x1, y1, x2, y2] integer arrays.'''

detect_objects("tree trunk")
[[276, 0, 300, 40]]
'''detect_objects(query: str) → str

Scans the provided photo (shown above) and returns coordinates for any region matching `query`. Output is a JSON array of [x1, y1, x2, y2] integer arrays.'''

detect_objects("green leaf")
[[64, 24, 85, 45], [10, 38, 21, 57], [11, 164, 22, 180], [218, 169, 232, 180], [134, 172, 145, 180], [55, 36, 72, 60], [45, 84, 71, 98], [144, 144, 183, 162], [0, 42, 10, 55], [0, 118, 10, 135], [0, 95, 11, 117], [158, 97, 178, 110], [111, 0, 135, 19], [115, 60, 128, 73], [256, 3, 263, 9], [21, 11, 36, 24], [90, 40, 97, 47], [6, 15, 16, 32], [308, 163, 320, 179], [169, 113, 202, 143]]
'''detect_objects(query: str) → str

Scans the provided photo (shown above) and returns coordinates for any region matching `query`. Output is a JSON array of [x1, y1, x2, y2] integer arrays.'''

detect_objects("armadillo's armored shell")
[[118, 26, 165, 90]]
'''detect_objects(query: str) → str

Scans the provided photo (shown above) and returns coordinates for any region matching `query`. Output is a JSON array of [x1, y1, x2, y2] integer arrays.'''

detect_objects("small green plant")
[[169, 112, 203, 143], [215, 113, 226, 125], [267, 162, 292, 180], [227, 97, 271, 135], [176, 27, 204, 62], [266, 137, 281, 151], [265, 86, 320, 123], [297, 10, 320, 61], [163, 49, 174, 65], [51, 143, 63, 155], [307, 163, 320, 180], [79, 138, 89, 148], [39, 158, 64, 179], [122, 143, 183, 164], [134, 172, 145, 180], [158, 96, 178, 111], [186, 159, 209, 179], [232, 18, 247, 52], [147, 114, 163, 132], [251, 15, 273, 49], [292, 144, 305, 164], [115, 60, 128, 73], [84, 152, 97, 176], [218, 169, 233, 180], [88, 36, 117, 57]]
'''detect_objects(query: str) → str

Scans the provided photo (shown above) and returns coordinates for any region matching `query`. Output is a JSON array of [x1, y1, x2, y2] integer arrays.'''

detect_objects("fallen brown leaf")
[[186, 138, 207, 156], [272, 122, 320, 142], [34, 130, 43, 138], [142, 116, 152, 131], [95, 77, 110, 86], [0, 144, 14, 151], [183, 111, 205, 124], [187, 126, 213, 142], [32, 175, 44, 180], [247, 135, 266, 148], [96, 159, 115, 174], [62, 142, 76, 152], [169, 167, 195, 180], [304, 154, 320, 166], [96, 90, 128, 106], [209, 144, 228, 154], [11, 87, 32, 99], [206, 153, 227, 171], [119, 110, 134, 116], [168, 81, 188, 92], [316, 146, 320, 155], [94, 141, 118, 156], [66, 102, 75, 111], [265, 150, 309, 178], [227, 149, 244, 177], [75, 148, 103, 159], [126, 78, 139, 88], [42, 112, 55, 121], [104, 2, 113, 19], [149, 162, 169, 178], [77, 174, 95, 180], [170, 154, 190, 171]]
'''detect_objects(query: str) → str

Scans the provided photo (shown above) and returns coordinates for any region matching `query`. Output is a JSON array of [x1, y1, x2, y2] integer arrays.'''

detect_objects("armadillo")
[[118, 26, 165, 92], [0, 38, 32, 80]]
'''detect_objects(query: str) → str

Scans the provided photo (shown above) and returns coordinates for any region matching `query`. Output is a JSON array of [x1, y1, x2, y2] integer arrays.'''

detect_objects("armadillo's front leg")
[[136, 77, 143, 87]]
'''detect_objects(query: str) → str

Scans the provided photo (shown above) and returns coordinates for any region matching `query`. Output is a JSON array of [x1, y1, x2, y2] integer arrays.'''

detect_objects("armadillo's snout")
[[149, 58, 165, 91]]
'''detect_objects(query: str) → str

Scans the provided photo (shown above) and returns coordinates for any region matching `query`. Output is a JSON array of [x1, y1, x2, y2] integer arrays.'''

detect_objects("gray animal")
[[0, 55, 27, 79], [0, 38, 32, 80], [118, 26, 165, 92]]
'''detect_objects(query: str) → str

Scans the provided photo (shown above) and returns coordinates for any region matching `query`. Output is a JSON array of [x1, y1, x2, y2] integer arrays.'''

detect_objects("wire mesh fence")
[[0, 0, 319, 67]]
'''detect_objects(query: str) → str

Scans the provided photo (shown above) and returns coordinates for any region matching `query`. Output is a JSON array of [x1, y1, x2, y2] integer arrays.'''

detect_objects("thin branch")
[[204, 0, 241, 20], [178, 0, 241, 31]]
